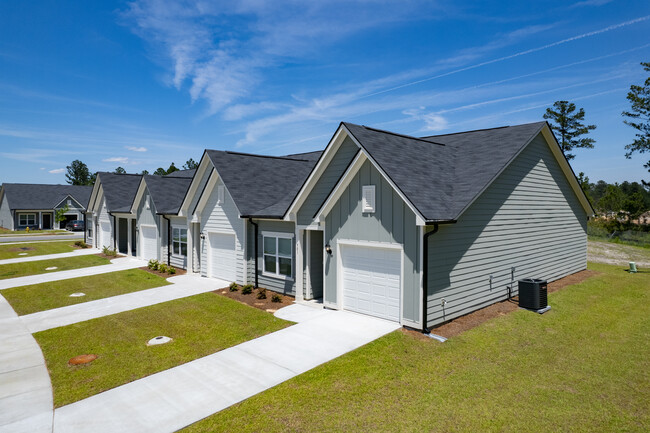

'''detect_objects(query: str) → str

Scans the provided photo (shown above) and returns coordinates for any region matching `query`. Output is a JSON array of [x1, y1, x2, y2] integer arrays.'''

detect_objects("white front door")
[[208, 232, 236, 281], [100, 221, 112, 249], [140, 225, 158, 260], [341, 244, 401, 322]]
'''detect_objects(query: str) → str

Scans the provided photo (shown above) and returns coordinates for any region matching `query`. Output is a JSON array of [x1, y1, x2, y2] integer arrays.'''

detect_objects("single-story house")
[[130, 173, 193, 267], [0, 183, 92, 230], [284, 121, 594, 330]]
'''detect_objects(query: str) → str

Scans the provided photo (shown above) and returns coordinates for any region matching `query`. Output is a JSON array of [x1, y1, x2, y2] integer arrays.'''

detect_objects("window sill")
[[261, 272, 294, 282]]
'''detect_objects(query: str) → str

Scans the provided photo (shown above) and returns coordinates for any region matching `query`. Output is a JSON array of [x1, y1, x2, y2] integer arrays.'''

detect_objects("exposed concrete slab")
[[0, 248, 99, 265], [0, 257, 147, 290], [21, 275, 230, 333], [53, 304, 399, 433], [0, 294, 53, 433]]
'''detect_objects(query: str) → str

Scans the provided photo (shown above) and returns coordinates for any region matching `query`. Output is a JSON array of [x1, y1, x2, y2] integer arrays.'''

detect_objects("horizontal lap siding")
[[426, 133, 588, 328], [97, 195, 114, 249], [256, 220, 296, 295], [0, 194, 13, 230], [200, 178, 245, 283], [136, 190, 160, 261]]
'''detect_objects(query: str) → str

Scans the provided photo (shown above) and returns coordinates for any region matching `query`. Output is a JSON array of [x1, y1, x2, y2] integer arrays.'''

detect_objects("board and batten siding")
[[323, 159, 420, 325], [199, 177, 245, 283], [0, 194, 13, 230], [426, 133, 588, 328], [97, 195, 113, 249], [135, 191, 160, 261], [246, 219, 296, 295], [297, 137, 359, 225], [187, 166, 212, 273]]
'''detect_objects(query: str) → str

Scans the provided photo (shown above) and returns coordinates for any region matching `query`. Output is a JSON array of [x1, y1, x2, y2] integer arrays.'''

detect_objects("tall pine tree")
[[622, 61, 650, 185], [543, 100, 596, 161]]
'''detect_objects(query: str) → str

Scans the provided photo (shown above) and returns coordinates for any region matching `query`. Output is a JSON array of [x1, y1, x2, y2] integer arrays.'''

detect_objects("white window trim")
[[362, 185, 376, 213], [171, 226, 188, 258], [261, 231, 294, 281], [19, 213, 36, 226]]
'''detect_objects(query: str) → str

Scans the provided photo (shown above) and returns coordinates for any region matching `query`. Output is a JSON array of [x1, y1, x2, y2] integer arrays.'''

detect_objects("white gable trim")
[[129, 178, 149, 214], [178, 152, 212, 217], [87, 176, 104, 213], [193, 169, 218, 218]]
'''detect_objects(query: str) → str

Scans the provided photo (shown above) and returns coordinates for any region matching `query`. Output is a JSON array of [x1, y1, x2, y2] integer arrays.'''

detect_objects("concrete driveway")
[[53, 304, 401, 433]]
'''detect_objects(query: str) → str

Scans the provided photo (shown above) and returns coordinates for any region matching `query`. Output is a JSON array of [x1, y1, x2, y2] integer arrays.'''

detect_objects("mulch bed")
[[214, 285, 294, 312], [403, 269, 599, 341], [138, 266, 187, 278]]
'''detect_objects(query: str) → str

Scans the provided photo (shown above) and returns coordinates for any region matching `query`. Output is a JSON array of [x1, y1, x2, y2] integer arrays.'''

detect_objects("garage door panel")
[[209, 232, 236, 282]]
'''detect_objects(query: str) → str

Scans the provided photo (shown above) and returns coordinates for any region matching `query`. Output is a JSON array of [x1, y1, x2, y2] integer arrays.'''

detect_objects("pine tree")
[[543, 100, 596, 160], [622, 61, 650, 185]]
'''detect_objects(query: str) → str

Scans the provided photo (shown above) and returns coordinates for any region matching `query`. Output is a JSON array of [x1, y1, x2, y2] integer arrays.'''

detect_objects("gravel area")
[[587, 240, 650, 267]]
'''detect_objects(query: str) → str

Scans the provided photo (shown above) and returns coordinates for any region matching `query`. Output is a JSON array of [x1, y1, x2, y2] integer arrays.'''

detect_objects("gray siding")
[[86, 213, 93, 246], [426, 133, 588, 327], [297, 137, 358, 225], [97, 195, 114, 249], [324, 159, 420, 324], [167, 216, 188, 269], [0, 194, 13, 230], [199, 177, 245, 282], [187, 165, 213, 218], [135, 191, 160, 260], [247, 219, 296, 295], [308, 230, 324, 299]]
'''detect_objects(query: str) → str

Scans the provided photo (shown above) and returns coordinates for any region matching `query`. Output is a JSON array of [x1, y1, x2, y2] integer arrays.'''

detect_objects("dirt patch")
[[405, 269, 598, 340], [138, 266, 187, 278], [588, 240, 650, 267], [7, 247, 35, 252], [94, 253, 124, 259], [215, 285, 294, 312]]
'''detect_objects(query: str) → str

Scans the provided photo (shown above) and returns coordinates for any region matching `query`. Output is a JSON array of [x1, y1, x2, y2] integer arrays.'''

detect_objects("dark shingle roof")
[[164, 169, 196, 178], [143, 175, 192, 214], [343, 121, 547, 222], [1, 184, 93, 210], [284, 151, 322, 161], [97, 173, 143, 213], [205, 151, 321, 218]]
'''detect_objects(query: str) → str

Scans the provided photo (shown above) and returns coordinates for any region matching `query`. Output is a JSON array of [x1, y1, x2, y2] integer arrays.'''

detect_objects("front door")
[[42, 213, 52, 230]]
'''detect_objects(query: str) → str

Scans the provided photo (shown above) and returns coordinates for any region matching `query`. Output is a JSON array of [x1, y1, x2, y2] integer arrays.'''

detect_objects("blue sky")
[[1, 0, 649, 184]]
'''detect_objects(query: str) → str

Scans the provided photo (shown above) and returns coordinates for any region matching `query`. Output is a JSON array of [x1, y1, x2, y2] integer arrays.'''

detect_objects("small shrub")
[[271, 293, 282, 303], [101, 246, 117, 256], [168, 267, 176, 275], [229, 282, 239, 292], [256, 288, 267, 300], [158, 264, 168, 273], [147, 259, 159, 271], [74, 240, 89, 248], [241, 284, 253, 295]]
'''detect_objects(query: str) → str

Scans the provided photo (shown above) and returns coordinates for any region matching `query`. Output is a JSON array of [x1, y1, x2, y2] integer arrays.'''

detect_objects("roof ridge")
[[345, 123, 445, 146], [222, 150, 310, 162], [421, 121, 545, 139]]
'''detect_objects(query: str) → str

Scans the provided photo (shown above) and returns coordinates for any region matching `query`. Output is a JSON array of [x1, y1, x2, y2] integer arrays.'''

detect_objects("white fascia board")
[[130, 178, 148, 214], [178, 153, 211, 217], [87, 177, 103, 213], [342, 124, 427, 226], [283, 126, 348, 221], [193, 169, 218, 218], [313, 152, 367, 222]]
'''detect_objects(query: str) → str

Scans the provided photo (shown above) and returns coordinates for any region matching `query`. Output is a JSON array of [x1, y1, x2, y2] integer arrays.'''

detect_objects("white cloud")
[[48, 168, 65, 174], [103, 157, 129, 163], [125, 146, 147, 152], [39, 167, 45, 170], [570, 0, 613, 8], [402, 108, 448, 132]]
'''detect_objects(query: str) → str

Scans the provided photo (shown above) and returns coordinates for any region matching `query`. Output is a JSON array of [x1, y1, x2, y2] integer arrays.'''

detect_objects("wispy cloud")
[[103, 156, 129, 163], [48, 168, 65, 174], [125, 146, 147, 152], [570, 0, 613, 8]]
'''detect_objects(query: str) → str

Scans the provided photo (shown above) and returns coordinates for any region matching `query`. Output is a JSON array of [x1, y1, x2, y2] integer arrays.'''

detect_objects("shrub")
[[74, 240, 89, 248], [241, 284, 253, 295], [256, 288, 267, 300], [168, 267, 176, 275], [158, 264, 168, 273], [271, 293, 282, 303], [101, 246, 117, 257], [147, 259, 159, 271], [229, 282, 239, 292]]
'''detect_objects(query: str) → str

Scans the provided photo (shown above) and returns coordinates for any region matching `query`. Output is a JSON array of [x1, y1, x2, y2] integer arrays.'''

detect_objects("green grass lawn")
[[34, 292, 292, 407], [2, 269, 170, 315], [184, 262, 650, 433], [0, 229, 70, 235], [0, 255, 110, 280], [0, 241, 77, 260]]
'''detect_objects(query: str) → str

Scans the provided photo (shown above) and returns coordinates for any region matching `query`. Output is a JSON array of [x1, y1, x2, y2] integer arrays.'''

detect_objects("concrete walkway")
[[0, 257, 147, 291], [53, 304, 400, 433], [21, 275, 229, 333], [0, 248, 99, 265], [0, 294, 53, 433], [0, 233, 82, 243]]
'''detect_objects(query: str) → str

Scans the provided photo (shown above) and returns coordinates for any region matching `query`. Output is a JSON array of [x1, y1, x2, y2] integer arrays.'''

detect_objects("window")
[[145, 195, 150, 210], [217, 185, 225, 205], [88, 228, 93, 238], [263, 234, 293, 278], [172, 227, 187, 256], [19, 213, 36, 226], [67, 199, 72, 206], [362, 185, 376, 213]]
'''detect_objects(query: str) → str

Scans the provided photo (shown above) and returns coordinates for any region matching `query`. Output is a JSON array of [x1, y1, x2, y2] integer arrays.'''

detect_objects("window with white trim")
[[362, 185, 376, 213], [263, 234, 293, 278], [19, 213, 36, 226], [172, 227, 187, 256], [217, 185, 225, 205], [67, 199, 72, 206]]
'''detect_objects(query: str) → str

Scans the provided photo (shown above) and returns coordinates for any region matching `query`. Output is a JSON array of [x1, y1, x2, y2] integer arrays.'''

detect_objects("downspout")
[[162, 215, 171, 266], [83, 212, 87, 244], [248, 218, 259, 288], [422, 223, 439, 333]]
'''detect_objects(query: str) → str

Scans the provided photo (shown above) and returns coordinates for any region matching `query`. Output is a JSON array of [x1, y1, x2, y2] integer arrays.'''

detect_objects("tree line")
[[65, 158, 199, 186], [579, 176, 650, 222]]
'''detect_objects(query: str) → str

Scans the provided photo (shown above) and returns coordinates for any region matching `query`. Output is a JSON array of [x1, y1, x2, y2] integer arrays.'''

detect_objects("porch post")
[[127, 218, 133, 256], [295, 227, 304, 302]]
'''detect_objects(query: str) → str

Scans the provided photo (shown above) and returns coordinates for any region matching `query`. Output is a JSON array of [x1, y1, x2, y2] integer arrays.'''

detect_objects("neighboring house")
[[0, 183, 92, 230], [178, 151, 320, 289], [284, 121, 594, 330], [130, 173, 193, 268]]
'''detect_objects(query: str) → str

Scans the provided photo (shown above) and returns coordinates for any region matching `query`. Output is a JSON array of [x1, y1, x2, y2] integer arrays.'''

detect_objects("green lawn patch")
[[0, 241, 77, 260], [0, 255, 110, 280], [184, 262, 650, 432], [3, 269, 170, 315], [34, 292, 292, 407]]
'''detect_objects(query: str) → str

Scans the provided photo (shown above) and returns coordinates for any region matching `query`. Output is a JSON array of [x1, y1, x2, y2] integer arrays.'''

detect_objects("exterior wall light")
[[325, 244, 332, 255], [200, 232, 206, 240]]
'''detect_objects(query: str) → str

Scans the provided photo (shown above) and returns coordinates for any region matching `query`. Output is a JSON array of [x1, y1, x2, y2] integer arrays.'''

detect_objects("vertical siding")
[[187, 166, 213, 217], [324, 160, 420, 324], [297, 137, 359, 225], [0, 194, 13, 230], [135, 191, 160, 260], [97, 196, 114, 249], [199, 178, 245, 282], [426, 133, 588, 327], [246, 220, 296, 294]]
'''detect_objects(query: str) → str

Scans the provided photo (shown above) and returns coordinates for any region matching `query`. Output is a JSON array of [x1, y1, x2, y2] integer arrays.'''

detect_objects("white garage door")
[[100, 221, 112, 249], [341, 244, 401, 322], [140, 225, 158, 260], [209, 232, 236, 282]]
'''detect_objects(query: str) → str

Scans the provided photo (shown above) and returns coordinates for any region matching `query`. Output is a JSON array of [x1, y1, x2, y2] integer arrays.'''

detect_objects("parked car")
[[66, 220, 85, 231]]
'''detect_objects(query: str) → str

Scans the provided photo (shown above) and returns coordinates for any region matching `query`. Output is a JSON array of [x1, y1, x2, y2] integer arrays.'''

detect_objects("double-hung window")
[[172, 227, 187, 256], [19, 214, 36, 226], [263, 234, 293, 278]]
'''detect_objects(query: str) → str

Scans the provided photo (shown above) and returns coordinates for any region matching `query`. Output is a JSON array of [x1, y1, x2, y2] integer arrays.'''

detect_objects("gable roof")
[[0, 183, 93, 210], [142, 175, 192, 214], [205, 150, 321, 218], [340, 121, 589, 222], [96, 173, 143, 213], [164, 169, 196, 178]]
